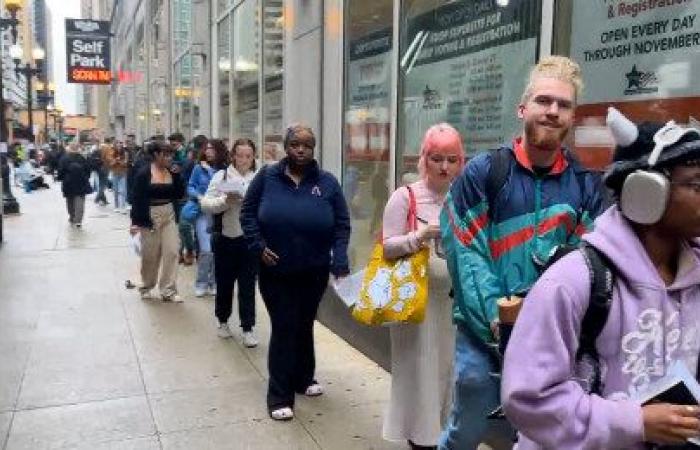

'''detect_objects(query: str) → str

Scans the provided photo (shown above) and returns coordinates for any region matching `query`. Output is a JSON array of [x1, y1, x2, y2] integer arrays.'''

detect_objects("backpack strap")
[[576, 242, 615, 395], [485, 147, 512, 220], [405, 185, 418, 232]]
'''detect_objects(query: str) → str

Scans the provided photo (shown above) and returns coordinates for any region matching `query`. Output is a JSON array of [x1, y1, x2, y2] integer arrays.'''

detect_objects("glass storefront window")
[[262, 0, 284, 162], [397, 0, 541, 179], [566, 1, 700, 170], [343, 0, 393, 270], [173, 0, 192, 57], [135, 24, 148, 140], [218, 15, 231, 141], [217, 0, 233, 17], [174, 54, 193, 138], [231, 0, 260, 141]]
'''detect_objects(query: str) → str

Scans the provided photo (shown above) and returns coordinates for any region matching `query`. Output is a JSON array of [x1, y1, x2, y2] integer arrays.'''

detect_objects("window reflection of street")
[[343, 0, 393, 271]]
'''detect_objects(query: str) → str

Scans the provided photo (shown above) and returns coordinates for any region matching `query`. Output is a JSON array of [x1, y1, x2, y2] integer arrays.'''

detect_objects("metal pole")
[[44, 105, 48, 144], [26, 65, 33, 144], [0, 54, 6, 143]]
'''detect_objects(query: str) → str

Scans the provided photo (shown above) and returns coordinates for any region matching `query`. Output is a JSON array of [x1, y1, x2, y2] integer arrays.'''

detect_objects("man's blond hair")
[[520, 56, 583, 104]]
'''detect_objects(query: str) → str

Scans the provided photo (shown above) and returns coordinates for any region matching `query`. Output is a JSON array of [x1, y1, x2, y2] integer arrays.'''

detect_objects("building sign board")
[[570, 0, 700, 169], [65, 19, 112, 85]]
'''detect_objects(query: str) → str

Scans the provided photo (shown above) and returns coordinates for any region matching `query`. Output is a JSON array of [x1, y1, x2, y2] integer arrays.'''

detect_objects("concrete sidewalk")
[[0, 184, 404, 450]]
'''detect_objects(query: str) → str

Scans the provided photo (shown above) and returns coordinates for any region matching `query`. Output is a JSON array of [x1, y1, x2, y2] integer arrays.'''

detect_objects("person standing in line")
[[382, 124, 465, 450], [90, 143, 110, 206], [107, 141, 129, 214], [200, 138, 259, 347], [188, 139, 226, 297], [168, 132, 192, 265], [240, 124, 351, 421], [57, 142, 92, 228], [438, 56, 606, 449], [178, 135, 207, 265], [130, 141, 185, 302], [502, 112, 700, 449]]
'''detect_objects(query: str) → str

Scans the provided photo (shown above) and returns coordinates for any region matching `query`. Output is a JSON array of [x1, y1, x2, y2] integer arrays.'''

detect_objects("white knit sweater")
[[200, 165, 258, 239]]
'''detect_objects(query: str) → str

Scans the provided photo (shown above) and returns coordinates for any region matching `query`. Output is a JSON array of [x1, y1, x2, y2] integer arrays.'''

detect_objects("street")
[[0, 184, 403, 450]]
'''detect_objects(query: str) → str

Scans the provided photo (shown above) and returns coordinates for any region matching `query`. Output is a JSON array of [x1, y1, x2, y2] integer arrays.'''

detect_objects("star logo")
[[626, 65, 642, 89], [623, 65, 658, 96]]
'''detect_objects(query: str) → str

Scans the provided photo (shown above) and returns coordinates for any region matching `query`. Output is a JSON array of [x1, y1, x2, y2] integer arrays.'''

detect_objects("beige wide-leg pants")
[[139, 203, 180, 298]]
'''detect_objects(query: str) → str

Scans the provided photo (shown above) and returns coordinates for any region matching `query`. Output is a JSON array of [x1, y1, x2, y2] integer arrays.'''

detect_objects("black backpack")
[[485, 147, 614, 395], [87, 149, 103, 172]]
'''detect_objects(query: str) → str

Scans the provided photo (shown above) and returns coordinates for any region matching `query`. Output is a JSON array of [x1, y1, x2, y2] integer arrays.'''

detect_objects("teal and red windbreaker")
[[440, 138, 605, 344]]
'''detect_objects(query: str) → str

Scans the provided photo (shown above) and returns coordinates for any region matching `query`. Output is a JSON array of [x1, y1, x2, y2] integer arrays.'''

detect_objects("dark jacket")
[[130, 164, 185, 229], [240, 158, 351, 277], [57, 152, 92, 198]]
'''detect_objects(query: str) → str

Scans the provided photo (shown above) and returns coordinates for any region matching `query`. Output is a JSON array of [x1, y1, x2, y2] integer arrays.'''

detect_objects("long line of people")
[[44, 53, 700, 449]]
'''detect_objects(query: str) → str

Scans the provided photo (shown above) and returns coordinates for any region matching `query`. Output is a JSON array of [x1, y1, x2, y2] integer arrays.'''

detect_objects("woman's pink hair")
[[417, 123, 466, 178]]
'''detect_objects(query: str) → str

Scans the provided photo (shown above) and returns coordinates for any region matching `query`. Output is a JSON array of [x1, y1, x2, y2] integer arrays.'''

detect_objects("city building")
[[31, 0, 47, 80], [1, 0, 32, 136], [105, 0, 700, 362], [80, 0, 112, 137]]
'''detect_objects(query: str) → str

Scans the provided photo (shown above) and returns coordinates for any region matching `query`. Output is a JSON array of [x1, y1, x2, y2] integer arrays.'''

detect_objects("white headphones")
[[618, 121, 697, 224]]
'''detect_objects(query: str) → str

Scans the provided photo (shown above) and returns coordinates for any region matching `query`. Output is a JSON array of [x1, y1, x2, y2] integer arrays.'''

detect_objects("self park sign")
[[65, 19, 112, 85]]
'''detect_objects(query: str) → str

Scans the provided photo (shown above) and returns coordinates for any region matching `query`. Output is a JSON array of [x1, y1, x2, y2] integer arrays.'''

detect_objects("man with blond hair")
[[438, 56, 606, 448]]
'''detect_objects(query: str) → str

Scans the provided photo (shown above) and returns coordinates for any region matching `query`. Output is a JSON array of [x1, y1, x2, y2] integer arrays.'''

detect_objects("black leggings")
[[212, 234, 256, 331]]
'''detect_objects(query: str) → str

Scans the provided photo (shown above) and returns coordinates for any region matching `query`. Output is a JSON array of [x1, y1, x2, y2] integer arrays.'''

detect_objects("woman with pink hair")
[[382, 123, 466, 449]]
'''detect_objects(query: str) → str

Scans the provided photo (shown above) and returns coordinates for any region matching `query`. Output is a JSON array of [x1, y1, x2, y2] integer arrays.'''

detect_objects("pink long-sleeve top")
[[382, 180, 443, 260]]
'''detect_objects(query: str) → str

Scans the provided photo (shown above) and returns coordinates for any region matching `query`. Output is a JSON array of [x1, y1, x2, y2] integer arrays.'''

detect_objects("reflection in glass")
[[262, 0, 284, 162], [217, 0, 232, 17], [135, 24, 147, 140], [174, 54, 193, 139], [172, 0, 192, 57], [231, 0, 260, 142], [218, 15, 231, 141], [397, 0, 540, 178], [343, 0, 393, 270]]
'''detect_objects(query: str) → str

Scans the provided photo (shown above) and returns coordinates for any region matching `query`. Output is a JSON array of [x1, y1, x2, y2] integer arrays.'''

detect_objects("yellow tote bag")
[[352, 186, 429, 326]]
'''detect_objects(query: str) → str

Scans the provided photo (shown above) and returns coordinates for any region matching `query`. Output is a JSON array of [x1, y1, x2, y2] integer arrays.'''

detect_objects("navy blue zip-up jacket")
[[240, 158, 351, 276]]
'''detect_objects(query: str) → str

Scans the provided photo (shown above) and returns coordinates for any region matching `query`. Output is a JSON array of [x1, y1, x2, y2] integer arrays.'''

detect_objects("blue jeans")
[[439, 326, 501, 450], [177, 202, 196, 254], [195, 214, 215, 290], [112, 174, 127, 209]]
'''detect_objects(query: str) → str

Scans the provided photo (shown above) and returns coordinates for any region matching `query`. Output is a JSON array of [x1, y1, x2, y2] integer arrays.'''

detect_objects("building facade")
[[104, 0, 700, 363], [79, 0, 112, 137]]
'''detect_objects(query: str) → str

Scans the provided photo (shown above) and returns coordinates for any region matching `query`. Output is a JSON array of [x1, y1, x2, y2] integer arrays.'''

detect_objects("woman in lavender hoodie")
[[502, 109, 700, 449]]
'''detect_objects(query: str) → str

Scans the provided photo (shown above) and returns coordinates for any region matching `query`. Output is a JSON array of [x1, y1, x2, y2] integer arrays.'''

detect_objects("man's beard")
[[525, 121, 569, 152]]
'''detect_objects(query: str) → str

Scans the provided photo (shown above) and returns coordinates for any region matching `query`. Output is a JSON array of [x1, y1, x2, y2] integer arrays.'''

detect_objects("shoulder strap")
[[576, 242, 615, 394], [485, 147, 512, 219], [405, 185, 418, 232]]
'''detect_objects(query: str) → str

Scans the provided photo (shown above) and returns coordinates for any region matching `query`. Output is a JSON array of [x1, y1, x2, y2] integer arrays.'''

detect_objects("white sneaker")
[[270, 407, 294, 421], [242, 330, 258, 348], [140, 289, 156, 300], [163, 294, 184, 303], [304, 383, 323, 397], [194, 288, 206, 298], [114, 208, 121, 214], [217, 322, 233, 339], [207, 286, 217, 297]]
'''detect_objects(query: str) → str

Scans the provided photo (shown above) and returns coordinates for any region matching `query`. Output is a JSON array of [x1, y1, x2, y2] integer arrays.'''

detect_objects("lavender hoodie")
[[502, 205, 700, 449]]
